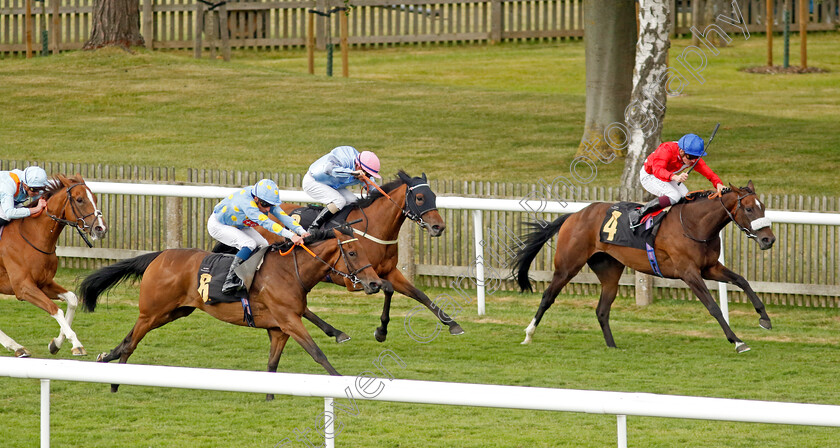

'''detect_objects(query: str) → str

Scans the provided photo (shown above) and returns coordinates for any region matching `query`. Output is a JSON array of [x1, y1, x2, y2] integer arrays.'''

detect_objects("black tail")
[[79, 252, 163, 312], [512, 215, 571, 292]]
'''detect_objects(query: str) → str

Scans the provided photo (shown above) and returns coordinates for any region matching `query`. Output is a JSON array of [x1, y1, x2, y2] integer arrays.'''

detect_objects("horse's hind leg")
[[588, 253, 625, 348], [265, 328, 290, 401], [703, 262, 771, 330], [282, 315, 340, 375], [0, 327, 30, 358], [303, 308, 350, 343], [682, 273, 749, 353]]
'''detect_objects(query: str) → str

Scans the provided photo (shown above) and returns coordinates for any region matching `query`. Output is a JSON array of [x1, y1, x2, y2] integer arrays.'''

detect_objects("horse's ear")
[[421, 172, 427, 182], [71, 173, 85, 184], [746, 180, 754, 192], [56, 173, 70, 186], [728, 182, 737, 192], [397, 171, 411, 183]]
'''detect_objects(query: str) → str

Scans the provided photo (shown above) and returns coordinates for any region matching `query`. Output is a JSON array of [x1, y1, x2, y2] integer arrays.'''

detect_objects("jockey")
[[207, 179, 310, 294], [302, 146, 382, 231], [0, 166, 49, 227], [629, 133, 725, 227]]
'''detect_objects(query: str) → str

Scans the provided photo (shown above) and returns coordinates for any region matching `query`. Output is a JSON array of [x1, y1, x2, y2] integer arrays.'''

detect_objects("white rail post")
[[41, 378, 50, 448], [718, 230, 729, 324], [616, 414, 627, 448], [324, 397, 335, 448], [472, 209, 485, 315]]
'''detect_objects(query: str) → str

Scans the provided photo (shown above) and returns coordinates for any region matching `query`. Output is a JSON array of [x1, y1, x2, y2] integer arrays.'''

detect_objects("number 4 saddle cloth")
[[599, 202, 668, 251]]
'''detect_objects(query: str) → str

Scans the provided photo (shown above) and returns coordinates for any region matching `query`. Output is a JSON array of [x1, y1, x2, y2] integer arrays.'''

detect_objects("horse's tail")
[[80, 251, 163, 312], [512, 215, 572, 292]]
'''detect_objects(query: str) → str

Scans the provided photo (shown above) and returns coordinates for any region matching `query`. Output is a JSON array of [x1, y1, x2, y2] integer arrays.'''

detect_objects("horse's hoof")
[[449, 324, 464, 335], [71, 347, 87, 356], [96, 352, 109, 362], [110, 384, 120, 393], [14, 348, 31, 358], [336, 333, 351, 344], [735, 342, 751, 353], [266, 394, 275, 401], [759, 318, 772, 330], [49, 339, 60, 355], [374, 329, 387, 343]]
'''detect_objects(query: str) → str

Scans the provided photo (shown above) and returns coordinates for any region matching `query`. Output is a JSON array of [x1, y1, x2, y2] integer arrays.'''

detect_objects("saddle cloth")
[[599, 202, 667, 251], [196, 246, 270, 305], [288, 205, 355, 231]]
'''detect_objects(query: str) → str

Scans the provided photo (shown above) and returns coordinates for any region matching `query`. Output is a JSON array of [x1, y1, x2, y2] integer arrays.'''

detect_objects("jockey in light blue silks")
[[207, 179, 310, 294], [302, 146, 382, 231], [0, 166, 49, 227]]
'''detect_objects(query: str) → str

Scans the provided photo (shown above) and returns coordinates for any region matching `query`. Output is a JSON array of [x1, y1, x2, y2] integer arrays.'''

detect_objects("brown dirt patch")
[[741, 65, 829, 74]]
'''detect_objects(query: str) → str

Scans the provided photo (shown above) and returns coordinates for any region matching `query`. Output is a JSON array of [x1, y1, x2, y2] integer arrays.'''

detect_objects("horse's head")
[[46, 174, 108, 241], [726, 181, 775, 250], [397, 171, 446, 237], [333, 225, 383, 294]]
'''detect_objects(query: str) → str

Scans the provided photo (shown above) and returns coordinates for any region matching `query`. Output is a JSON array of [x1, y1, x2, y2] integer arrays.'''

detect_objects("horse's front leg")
[[702, 262, 771, 330], [41, 280, 79, 354], [681, 272, 749, 353], [303, 308, 351, 343], [374, 281, 394, 342], [385, 270, 464, 339], [13, 277, 86, 356]]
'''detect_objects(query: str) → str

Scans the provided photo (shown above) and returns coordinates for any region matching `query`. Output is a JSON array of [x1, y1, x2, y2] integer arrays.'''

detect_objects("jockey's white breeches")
[[639, 167, 688, 205], [206, 214, 268, 251], [302, 172, 358, 210]]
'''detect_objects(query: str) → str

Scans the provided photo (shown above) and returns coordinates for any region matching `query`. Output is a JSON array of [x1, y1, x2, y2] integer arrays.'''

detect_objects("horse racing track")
[[1, 267, 839, 448]]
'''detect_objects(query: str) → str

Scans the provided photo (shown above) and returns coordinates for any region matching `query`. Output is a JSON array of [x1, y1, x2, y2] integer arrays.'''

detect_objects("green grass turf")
[[1, 34, 838, 195], [0, 268, 838, 447]]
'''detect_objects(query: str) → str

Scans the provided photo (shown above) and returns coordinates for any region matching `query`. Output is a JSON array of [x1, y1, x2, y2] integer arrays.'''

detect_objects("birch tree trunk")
[[84, 0, 144, 50], [577, 0, 636, 158], [619, 0, 672, 201]]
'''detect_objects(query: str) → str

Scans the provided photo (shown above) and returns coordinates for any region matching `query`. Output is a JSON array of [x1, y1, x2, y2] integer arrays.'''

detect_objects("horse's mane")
[[354, 170, 411, 209], [40, 177, 65, 200], [682, 184, 754, 203]]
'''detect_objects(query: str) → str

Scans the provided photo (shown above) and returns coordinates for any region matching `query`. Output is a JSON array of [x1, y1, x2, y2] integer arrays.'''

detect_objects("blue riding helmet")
[[253, 179, 281, 206], [678, 134, 707, 157], [23, 166, 48, 189]]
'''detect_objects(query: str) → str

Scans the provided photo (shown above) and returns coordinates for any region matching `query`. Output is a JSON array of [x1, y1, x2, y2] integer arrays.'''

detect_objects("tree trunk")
[[84, 0, 144, 50], [619, 0, 671, 201], [578, 0, 636, 158]]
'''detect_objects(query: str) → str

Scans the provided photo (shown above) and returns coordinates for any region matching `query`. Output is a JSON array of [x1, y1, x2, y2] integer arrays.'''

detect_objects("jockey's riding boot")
[[221, 255, 246, 295], [308, 207, 335, 232], [629, 197, 666, 228]]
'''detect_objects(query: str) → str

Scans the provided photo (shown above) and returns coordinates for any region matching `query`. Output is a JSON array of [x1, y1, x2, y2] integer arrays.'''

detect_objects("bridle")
[[287, 223, 373, 290], [21, 183, 102, 254], [680, 190, 770, 243], [359, 175, 438, 231]]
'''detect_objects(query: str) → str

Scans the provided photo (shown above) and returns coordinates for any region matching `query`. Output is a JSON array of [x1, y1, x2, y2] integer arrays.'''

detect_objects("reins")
[[679, 189, 763, 243], [358, 173, 437, 231], [282, 221, 372, 289]]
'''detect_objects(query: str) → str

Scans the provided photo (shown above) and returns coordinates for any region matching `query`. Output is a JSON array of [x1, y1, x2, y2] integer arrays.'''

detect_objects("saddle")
[[196, 246, 271, 305], [288, 204, 355, 230], [599, 202, 667, 251]]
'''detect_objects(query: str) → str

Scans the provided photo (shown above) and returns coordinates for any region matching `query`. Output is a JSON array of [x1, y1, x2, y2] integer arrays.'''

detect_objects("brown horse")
[[513, 182, 776, 353], [222, 171, 462, 343], [0, 174, 107, 357], [79, 226, 383, 393]]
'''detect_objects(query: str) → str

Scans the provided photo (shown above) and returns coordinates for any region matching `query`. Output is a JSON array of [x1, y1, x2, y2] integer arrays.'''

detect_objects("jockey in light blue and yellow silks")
[[207, 178, 309, 294]]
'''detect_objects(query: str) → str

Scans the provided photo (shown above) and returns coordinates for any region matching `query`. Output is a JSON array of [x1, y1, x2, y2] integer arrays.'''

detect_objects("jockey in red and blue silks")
[[629, 133, 726, 227], [302, 146, 382, 231], [207, 179, 310, 294], [0, 166, 49, 227]]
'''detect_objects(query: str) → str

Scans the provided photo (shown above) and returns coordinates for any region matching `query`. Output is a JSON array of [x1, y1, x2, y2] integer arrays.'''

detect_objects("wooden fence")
[[2, 0, 837, 55], [4, 160, 838, 307]]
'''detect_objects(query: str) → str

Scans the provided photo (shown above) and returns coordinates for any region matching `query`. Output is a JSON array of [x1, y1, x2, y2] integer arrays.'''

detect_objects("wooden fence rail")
[[2, 0, 837, 55], [3, 159, 838, 307]]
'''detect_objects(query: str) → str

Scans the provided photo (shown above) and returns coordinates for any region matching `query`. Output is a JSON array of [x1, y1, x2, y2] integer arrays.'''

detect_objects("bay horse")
[[220, 171, 463, 343], [0, 174, 107, 357], [513, 182, 776, 353], [79, 226, 383, 394]]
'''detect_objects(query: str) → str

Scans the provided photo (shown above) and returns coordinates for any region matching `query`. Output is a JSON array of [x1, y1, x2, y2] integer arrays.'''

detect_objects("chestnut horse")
[[220, 171, 462, 343], [80, 227, 382, 393], [513, 182, 776, 353], [0, 174, 107, 357]]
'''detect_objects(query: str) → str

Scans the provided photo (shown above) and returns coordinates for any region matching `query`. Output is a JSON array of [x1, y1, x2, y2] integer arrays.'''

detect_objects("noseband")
[[47, 183, 103, 248]]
